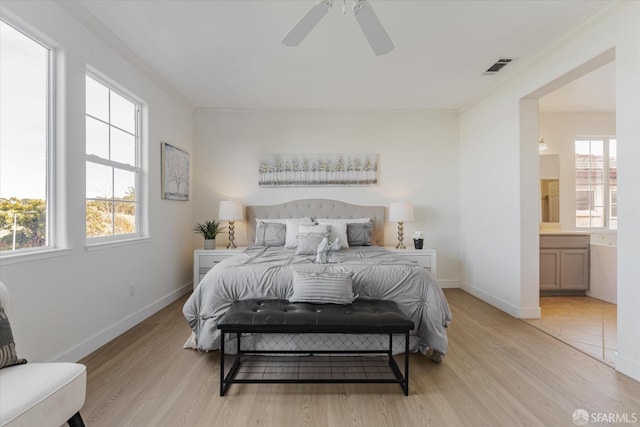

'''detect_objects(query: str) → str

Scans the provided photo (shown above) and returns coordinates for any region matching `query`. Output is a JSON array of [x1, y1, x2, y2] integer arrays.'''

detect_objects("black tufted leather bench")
[[217, 299, 414, 396]]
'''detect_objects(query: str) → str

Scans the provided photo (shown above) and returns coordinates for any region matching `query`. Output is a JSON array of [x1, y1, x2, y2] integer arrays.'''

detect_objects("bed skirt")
[[185, 332, 421, 355]]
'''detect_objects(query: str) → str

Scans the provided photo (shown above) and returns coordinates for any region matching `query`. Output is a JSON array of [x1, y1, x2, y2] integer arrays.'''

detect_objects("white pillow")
[[315, 220, 349, 248], [283, 218, 314, 248], [314, 218, 370, 224], [255, 217, 312, 225], [289, 271, 355, 305], [298, 224, 331, 235]]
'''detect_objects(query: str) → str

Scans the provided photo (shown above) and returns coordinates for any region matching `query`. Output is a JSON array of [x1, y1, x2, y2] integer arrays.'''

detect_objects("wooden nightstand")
[[193, 247, 246, 289], [384, 247, 437, 281]]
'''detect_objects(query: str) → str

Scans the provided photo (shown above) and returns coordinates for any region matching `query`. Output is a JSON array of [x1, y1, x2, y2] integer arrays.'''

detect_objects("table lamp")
[[389, 201, 413, 249], [218, 200, 244, 249]]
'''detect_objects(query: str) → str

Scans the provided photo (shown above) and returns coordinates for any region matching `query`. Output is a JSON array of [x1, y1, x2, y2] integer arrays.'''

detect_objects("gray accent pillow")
[[289, 271, 355, 305], [347, 222, 373, 246], [255, 221, 286, 246], [0, 306, 26, 369], [295, 233, 328, 255]]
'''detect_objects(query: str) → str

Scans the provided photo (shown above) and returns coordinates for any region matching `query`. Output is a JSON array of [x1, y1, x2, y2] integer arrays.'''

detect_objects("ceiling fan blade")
[[353, 0, 394, 56], [282, 0, 333, 47]]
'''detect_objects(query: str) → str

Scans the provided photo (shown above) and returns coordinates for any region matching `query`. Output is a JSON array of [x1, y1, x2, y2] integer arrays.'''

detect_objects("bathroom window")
[[575, 137, 617, 229]]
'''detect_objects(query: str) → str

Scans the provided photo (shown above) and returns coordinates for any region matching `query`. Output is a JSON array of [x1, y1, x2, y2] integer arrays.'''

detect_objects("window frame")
[[575, 136, 617, 230], [85, 70, 143, 244], [0, 18, 56, 258]]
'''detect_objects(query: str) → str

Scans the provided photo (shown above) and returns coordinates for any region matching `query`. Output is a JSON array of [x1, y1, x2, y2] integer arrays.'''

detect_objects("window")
[[575, 137, 617, 229], [85, 74, 141, 241], [0, 20, 52, 253]]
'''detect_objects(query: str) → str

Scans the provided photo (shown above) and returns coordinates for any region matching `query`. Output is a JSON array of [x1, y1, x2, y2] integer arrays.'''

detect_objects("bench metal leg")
[[387, 333, 410, 396], [220, 331, 243, 396], [404, 331, 410, 396], [67, 412, 85, 427], [220, 331, 225, 396]]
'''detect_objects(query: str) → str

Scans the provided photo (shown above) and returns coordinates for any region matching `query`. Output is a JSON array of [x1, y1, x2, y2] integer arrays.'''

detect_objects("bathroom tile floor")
[[524, 296, 617, 366]]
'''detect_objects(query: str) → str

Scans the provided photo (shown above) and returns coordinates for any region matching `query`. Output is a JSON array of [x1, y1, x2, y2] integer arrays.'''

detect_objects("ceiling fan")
[[282, 0, 394, 56]]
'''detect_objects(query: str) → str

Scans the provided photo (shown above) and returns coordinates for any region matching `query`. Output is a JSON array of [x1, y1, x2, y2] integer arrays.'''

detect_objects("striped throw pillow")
[[290, 271, 355, 305], [0, 306, 27, 369]]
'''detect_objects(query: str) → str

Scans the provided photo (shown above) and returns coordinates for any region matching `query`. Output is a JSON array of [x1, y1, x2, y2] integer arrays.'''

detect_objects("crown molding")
[[194, 107, 458, 115]]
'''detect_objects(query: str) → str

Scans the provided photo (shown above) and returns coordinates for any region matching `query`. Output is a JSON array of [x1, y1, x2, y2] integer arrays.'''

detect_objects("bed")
[[183, 199, 451, 359]]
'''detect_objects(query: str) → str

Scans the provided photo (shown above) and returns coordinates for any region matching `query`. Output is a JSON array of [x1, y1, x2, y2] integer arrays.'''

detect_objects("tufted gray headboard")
[[246, 199, 385, 246]]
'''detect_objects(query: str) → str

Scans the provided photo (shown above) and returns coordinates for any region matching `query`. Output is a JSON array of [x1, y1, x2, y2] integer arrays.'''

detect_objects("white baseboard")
[[437, 279, 461, 289], [615, 352, 640, 382], [52, 282, 192, 363], [460, 281, 541, 318]]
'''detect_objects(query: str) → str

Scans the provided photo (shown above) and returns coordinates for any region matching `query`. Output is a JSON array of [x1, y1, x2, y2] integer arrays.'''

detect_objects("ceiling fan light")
[[353, 0, 394, 56], [281, 0, 334, 47]]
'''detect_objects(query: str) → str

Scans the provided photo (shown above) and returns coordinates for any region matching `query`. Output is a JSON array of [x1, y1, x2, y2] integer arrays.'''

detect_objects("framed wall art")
[[161, 142, 190, 200], [258, 153, 378, 187]]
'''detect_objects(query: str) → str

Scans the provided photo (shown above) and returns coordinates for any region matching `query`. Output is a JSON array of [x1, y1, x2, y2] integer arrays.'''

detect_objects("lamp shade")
[[218, 200, 244, 221], [388, 202, 413, 222]]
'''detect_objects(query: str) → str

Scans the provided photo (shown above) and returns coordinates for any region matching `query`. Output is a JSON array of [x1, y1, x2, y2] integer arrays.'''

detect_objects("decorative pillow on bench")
[[290, 271, 355, 305], [0, 306, 27, 369]]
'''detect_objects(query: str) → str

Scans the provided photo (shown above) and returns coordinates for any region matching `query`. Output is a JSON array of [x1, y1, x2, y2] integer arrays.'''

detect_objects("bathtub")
[[588, 240, 617, 304]]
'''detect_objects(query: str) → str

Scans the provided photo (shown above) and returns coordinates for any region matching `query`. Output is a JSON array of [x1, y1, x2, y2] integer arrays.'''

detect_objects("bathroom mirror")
[[541, 179, 560, 222], [540, 154, 560, 224]]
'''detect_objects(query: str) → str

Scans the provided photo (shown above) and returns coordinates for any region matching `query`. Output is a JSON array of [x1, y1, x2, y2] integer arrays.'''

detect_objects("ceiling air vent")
[[484, 58, 514, 75]]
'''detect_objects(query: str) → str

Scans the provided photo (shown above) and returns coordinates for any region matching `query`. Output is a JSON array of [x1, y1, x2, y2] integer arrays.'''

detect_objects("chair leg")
[[67, 412, 85, 427]]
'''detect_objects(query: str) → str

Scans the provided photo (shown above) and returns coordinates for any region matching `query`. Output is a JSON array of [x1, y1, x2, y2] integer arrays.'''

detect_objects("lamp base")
[[227, 221, 237, 249], [396, 221, 405, 249]]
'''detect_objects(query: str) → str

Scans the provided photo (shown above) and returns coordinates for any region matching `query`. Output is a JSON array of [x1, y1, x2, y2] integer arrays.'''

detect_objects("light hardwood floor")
[[80, 289, 640, 426]]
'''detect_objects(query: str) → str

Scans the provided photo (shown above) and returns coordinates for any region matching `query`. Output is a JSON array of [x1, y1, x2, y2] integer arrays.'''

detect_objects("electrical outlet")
[[129, 283, 135, 296]]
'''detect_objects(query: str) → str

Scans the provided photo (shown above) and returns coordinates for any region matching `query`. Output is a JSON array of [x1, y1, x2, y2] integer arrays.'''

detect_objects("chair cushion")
[[0, 362, 86, 427]]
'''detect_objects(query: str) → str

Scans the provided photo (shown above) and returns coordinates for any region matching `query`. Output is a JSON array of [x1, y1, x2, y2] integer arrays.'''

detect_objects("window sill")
[[85, 236, 151, 251], [0, 248, 73, 266]]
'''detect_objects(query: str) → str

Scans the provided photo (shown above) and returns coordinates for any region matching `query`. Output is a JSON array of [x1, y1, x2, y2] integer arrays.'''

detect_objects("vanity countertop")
[[539, 230, 590, 236]]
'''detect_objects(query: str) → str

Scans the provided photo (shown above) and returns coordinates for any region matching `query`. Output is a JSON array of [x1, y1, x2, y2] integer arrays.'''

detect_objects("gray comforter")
[[183, 246, 452, 355]]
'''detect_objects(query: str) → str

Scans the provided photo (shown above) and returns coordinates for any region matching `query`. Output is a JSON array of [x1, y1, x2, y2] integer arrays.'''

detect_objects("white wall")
[[0, 1, 194, 362], [460, 3, 640, 381], [459, 93, 527, 315], [538, 112, 616, 231], [193, 109, 461, 285]]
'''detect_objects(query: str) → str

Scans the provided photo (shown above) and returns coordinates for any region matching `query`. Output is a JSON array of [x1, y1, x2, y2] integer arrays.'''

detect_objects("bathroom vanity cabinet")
[[540, 233, 590, 293]]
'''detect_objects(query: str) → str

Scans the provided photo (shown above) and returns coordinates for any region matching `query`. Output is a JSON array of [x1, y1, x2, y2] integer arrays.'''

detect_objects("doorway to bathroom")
[[526, 57, 618, 367]]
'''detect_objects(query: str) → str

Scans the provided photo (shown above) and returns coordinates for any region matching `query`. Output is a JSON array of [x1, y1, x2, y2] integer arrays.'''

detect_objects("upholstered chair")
[[0, 281, 87, 427]]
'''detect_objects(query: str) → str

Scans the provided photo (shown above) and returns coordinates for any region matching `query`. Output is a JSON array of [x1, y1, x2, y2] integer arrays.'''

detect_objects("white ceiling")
[[71, 0, 612, 110]]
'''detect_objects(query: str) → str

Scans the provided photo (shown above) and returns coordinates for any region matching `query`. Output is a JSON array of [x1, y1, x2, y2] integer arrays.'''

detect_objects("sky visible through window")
[[0, 21, 49, 252], [0, 21, 48, 200]]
